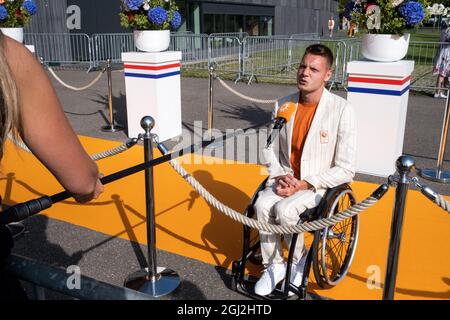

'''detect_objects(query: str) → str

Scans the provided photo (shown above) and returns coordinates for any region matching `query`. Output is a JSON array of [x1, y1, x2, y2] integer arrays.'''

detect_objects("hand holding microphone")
[[266, 102, 297, 148]]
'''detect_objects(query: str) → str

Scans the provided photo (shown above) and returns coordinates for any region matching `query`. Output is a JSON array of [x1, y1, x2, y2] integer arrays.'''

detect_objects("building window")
[[260, 16, 273, 36], [182, 1, 275, 35], [225, 15, 244, 33], [204, 14, 214, 34], [202, 14, 272, 35], [245, 15, 260, 36]]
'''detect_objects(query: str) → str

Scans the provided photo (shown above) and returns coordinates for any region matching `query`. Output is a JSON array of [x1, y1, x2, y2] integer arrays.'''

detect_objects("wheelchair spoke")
[[332, 240, 343, 267], [327, 238, 340, 252], [337, 239, 347, 267], [333, 221, 346, 234], [324, 228, 351, 280], [327, 243, 339, 271], [315, 189, 358, 287], [340, 218, 351, 232], [325, 244, 340, 278]]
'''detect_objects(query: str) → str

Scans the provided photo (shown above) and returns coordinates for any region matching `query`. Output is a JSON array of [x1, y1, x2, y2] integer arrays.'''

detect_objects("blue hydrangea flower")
[[23, 0, 38, 15], [148, 6, 167, 26], [171, 11, 181, 29], [399, 1, 424, 26], [343, 1, 363, 20], [0, 6, 8, 21], [125, 0, 144, 11], [343, 1, 355, 20]]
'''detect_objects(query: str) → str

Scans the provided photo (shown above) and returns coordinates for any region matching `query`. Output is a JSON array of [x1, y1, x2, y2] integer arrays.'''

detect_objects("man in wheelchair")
[[254, 44, 356, 296]]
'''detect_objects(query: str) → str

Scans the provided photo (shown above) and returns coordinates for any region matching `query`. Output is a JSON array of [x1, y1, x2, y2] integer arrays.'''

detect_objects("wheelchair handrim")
[[320, 189, 359, 286]]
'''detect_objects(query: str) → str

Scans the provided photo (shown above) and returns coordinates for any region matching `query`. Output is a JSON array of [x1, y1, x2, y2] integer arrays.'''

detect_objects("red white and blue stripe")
[[347, 74, 411, 96], [124, 62, 181, 79]]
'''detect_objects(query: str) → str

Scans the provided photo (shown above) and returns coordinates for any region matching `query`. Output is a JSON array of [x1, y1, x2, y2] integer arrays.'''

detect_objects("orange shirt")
[[290, 101, 319, 179]]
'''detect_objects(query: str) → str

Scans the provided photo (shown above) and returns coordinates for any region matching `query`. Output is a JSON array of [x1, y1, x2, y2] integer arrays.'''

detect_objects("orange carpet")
[[0, 136, 449, 300]]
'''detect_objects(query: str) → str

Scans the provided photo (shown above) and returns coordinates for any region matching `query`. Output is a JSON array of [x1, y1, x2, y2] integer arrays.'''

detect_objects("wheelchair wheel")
[[243, 178, 268, 266], [247, 228, 262, 265], [244, 204, 262, 265], [312, 187, 359, 288]]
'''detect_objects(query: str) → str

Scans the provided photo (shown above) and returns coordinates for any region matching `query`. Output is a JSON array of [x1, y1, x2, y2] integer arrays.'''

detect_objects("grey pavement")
[[9, 68, 450, 300]]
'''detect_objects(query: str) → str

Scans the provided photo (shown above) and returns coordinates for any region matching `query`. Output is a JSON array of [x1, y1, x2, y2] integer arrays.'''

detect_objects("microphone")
[[266, 102, 297, 147]]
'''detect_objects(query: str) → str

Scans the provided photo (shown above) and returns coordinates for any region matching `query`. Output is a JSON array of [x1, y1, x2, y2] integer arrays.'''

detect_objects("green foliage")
[[353, 0, 429, 35], [0, 1, 35, 28]]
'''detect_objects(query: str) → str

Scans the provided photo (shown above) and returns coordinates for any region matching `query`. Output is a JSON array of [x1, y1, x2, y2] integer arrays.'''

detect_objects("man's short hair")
[[302, 44, 334, 69]]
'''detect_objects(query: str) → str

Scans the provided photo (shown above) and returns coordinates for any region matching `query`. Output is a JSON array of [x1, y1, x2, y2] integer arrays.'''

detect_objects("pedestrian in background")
[[433, 21, 450, 98], [328, 16, 335, 38]]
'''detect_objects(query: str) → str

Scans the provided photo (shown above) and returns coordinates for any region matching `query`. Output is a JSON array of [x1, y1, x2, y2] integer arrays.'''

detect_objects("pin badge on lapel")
[[320, 130, 329, 144]]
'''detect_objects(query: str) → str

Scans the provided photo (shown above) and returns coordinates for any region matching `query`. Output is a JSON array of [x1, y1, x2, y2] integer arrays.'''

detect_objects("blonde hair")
[[0, 31, 21, 160]]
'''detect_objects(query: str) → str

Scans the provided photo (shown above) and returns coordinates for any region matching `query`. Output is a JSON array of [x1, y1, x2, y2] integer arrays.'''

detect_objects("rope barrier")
[[8, 135, 138, 162], [411, 177, 450, 214], [166, 155, 385, 234], [6, 122, 387, 235], [216, 76, 280, 104], [435, 194, 450, 213], [47, 67, 106, 91]]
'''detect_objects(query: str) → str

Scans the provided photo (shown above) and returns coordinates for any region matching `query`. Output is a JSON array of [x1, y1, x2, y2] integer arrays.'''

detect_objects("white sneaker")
[[434, 92, 448, 99], [281, 254, 307, 296], [254, 263, 286, 296]]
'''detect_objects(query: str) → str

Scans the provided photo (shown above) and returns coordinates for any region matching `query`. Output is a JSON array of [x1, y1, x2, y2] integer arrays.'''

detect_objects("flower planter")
[[0, 27, 24, 43], [133, 30, 170, 52], [361, 33, 410, 62]]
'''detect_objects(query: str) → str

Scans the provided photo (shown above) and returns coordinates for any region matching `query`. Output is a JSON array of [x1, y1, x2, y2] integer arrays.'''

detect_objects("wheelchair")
[[231, 178, 359, 300]]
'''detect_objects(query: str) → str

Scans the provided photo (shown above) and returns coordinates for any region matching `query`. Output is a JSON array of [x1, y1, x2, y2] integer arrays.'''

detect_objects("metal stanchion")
[[418, 89, 450, 183], [102, 59, 124, 133], [383, 156, 414, 300], [207, 65, 214, 135], [124, 116, 180, 297]]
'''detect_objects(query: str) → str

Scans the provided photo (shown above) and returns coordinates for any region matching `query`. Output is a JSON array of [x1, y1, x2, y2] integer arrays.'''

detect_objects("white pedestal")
[[347, 60, 415, 177], [121, 51, 182, 141]]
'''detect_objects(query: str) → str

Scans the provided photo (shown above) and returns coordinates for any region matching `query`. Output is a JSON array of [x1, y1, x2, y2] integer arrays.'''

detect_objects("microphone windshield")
[[276, 102, 297, 123]]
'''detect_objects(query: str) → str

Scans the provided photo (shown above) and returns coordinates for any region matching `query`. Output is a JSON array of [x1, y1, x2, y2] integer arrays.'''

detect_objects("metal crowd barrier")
[[22, 32, 450, 92], [242, 36, 347, 86], [290, 33, 320, 39], [25, 33, 93, 70], [208, 35, 243, 81], [91, 33, 135, 68], [242, 36, 292, 80], [209, 32, 248, 41], [170, 33, 210, 70]]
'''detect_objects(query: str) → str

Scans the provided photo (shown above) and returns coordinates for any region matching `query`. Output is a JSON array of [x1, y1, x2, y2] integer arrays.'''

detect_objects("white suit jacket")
[[262, 88, 357, 197]]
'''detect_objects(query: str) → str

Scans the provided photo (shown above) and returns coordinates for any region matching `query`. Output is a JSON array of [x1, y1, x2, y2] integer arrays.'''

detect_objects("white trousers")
[[254, 185, 322, 266]]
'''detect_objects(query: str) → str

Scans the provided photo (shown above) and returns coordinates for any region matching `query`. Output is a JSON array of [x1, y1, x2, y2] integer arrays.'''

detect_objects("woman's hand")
[[72, 178, 104, 204]]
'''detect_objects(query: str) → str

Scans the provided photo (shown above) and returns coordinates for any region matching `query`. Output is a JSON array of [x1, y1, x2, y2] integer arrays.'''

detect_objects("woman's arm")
[[4, 37, 103, 202]]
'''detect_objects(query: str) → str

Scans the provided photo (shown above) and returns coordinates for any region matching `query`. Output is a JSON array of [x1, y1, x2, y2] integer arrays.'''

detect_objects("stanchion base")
[[101, 124, 124, 132], [124, 267, 180, 297], [417, 168, 450, 183]]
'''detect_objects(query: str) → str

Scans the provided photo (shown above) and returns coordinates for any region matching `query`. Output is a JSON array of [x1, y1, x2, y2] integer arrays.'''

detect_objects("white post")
[[347, 60, 415, 177], [121, 51, 182, 142]]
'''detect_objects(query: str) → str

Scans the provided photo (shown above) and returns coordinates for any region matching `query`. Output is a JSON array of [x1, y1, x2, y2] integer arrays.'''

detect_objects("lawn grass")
[[409, 28, 440, 42]]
